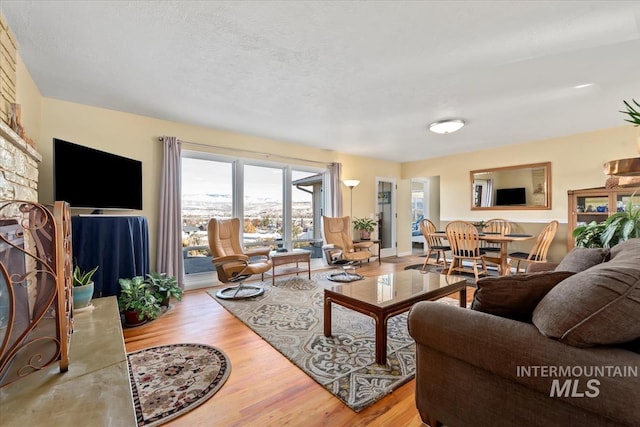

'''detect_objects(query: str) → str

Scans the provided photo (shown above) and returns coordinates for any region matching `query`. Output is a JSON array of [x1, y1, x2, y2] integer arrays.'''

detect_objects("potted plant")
[[118, 276, 161, 326], [471, 221, 486, 232], [573, 194, 640, 248], [620, 99, 640, 126], [145, 272, 182, 307], [72, 264, 99, 310], [352, 217, 377, 240]]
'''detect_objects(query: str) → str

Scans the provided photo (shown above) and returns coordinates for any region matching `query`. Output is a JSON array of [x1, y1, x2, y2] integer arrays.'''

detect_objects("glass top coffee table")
[[322, 269, 469, 365]]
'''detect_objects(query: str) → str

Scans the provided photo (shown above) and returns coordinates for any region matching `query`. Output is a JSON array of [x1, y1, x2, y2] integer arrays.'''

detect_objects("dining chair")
[[419, 218, 450, 272], [507, 220, 559, 273], [481, 218, 511, 275], [208, 217, 273, 299], [445, 220, 489, 281]]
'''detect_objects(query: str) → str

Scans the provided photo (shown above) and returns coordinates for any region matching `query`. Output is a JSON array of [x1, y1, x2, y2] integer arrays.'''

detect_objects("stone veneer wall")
[[0, 120, 40, 205], [0, 120, 40, 316]]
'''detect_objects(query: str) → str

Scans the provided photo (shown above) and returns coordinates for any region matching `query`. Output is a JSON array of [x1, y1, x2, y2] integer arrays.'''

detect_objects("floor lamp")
[[343, 179, 360, 220]]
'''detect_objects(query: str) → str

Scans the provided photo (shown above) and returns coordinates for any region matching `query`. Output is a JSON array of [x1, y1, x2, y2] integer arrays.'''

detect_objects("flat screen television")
[[53, 138, 142, 212], [495, 187, 526, 206]]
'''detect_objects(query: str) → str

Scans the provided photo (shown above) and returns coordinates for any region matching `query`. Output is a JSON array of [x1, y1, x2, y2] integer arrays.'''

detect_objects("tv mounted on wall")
[[495, 187, 526, 206], [53, 138, 142, 212]]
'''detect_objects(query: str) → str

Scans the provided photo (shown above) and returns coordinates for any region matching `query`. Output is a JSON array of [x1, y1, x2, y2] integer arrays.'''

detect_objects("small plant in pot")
[[352, 217, 377, 240], [145, 272, 182, 307], [72, 264, 99, 310], [118, 276, 161, 326]]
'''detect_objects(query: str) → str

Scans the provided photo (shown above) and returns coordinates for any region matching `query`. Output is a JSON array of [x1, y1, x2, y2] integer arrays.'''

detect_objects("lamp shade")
[[343, 179, 360, 188]]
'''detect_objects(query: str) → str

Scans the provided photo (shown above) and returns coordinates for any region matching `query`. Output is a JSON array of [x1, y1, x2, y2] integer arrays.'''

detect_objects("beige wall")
[[15, 50, 640, 265], [15, 55, 41, 150], [401, 126, 640, 261], [26, 96, 399, 269]]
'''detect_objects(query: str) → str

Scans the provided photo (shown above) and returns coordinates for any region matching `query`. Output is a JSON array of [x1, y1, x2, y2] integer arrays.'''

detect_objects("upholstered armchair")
[[321, 215, 373, 265], [208, 217, 272, 299]]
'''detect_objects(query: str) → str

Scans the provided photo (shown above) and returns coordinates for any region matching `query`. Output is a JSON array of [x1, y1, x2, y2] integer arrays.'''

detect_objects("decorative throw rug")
[[127, 343, 231, 427], [208, 272, 458, 412]]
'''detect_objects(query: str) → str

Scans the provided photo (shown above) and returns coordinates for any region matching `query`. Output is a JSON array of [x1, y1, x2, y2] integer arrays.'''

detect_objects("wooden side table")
[[266, 249, 311, 285], [354, 239, 381, 264]]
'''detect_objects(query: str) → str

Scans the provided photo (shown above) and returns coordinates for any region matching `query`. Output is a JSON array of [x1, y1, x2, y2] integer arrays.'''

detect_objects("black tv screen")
[[53, 138, 142, 211], [495, 187, 526, 206]]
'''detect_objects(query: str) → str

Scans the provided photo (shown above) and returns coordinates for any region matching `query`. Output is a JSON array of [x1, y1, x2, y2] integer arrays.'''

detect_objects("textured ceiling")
[[2, 1, 640, 162]]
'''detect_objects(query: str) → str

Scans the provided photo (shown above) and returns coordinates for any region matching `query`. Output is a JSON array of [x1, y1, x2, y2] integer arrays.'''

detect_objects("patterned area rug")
[[208, 272, 457, 412], [127, 343, 231, 426]]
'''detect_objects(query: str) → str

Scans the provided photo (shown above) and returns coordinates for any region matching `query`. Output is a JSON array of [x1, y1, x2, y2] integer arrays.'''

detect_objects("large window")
[[244, 164, 283, 248], [181, 152, 326, 275]]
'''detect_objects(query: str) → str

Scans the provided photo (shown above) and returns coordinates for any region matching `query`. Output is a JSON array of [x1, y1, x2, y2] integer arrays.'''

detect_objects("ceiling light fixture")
[[428, 119, 465, 134]]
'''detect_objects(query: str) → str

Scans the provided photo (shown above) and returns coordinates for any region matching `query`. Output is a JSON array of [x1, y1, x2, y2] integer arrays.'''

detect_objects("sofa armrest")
[[408, 302, 640, 423]]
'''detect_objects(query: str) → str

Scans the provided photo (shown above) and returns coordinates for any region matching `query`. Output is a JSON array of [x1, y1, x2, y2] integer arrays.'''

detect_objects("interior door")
[[376, 178, 396, 257]]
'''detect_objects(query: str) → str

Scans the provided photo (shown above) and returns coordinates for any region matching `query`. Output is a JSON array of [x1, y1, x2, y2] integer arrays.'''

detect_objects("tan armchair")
[[208, 217, 272, 299], [322, 216, 373, 265]]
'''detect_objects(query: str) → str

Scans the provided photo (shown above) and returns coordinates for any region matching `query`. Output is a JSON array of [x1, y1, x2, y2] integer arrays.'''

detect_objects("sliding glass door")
[[181, 152, 326, 275]]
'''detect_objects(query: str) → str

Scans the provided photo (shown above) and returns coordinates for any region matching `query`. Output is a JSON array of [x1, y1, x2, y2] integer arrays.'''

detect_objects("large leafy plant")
[[145, 272, 182, 302], [118, 276, 161, 321], [573, 195, 640, 248], [352, 217, 376, 232], [620, 99, 640, 126]]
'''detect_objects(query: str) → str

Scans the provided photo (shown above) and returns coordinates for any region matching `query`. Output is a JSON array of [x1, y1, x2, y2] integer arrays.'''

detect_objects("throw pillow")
[[532, 259, 640, 347], [471, 271, 574, 322], [554, 247, 609, 273]]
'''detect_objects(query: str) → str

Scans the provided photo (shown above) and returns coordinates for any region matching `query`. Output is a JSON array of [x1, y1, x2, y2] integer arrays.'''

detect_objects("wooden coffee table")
[[323, 269, 469, 365]]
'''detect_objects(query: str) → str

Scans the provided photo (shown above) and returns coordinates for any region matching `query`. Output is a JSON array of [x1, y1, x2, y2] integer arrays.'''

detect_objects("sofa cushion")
[[609, 237, 640, 260], [554, 247, 609, 272], [471, 271, 574, 322], [533, 247, 640, 347]]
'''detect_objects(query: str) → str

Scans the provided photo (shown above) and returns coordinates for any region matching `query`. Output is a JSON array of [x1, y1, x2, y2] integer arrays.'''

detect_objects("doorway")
[[411, 177, 440, 254], [411, 179, 427, 253], [376, 177, 396, 257]]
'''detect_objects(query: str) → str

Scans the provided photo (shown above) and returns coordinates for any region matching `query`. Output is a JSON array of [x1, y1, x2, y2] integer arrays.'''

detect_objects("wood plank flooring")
[[123, 254, 469, 427]]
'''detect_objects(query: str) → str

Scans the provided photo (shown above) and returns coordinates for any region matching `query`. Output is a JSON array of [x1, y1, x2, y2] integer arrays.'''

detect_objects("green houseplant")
[[573, 194, 640, 248], [118, 276, 161, 326], [620, 99, 640, 126], [72, 264, 99, 309], [145, 272, 182, 307], [352, 217, 377, 240]]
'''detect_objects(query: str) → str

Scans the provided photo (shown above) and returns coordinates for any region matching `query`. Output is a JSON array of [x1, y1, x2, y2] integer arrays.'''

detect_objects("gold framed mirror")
[[470, 162, 551, 210]]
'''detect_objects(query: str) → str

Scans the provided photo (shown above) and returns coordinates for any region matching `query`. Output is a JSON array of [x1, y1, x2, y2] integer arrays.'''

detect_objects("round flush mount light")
[[428, 119, 465, 134]]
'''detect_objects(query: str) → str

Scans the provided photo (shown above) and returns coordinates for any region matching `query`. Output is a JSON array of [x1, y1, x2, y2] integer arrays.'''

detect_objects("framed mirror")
[[470, 162, 551, 210]]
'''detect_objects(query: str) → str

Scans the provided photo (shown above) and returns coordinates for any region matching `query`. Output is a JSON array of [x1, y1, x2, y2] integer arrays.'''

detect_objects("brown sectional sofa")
[[408, 239, 640, 427]]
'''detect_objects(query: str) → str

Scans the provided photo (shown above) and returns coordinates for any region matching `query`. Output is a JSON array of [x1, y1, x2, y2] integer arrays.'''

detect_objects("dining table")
[[429, 230, 536, 276]]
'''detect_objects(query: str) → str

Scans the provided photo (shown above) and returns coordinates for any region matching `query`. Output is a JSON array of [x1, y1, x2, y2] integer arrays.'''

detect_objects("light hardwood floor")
[[123, 254, 465, 427]]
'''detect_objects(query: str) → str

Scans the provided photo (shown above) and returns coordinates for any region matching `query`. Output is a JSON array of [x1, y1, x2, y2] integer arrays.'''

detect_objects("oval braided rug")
[[127, 343, 231, 427]]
